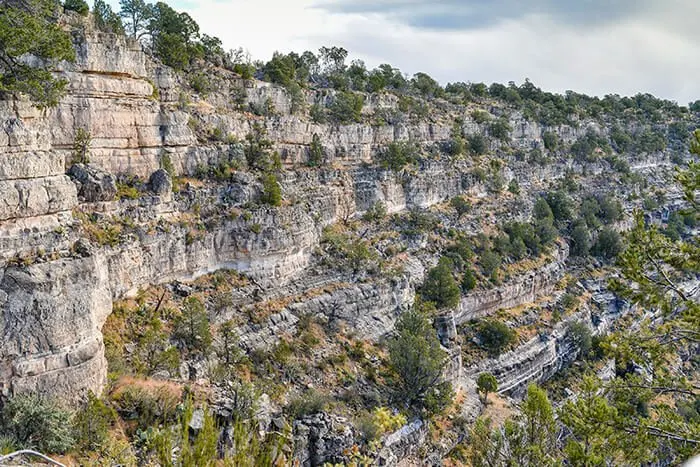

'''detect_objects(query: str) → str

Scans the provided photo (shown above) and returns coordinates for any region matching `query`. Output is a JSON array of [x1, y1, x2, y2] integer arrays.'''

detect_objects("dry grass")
[[482, 393, 515, 427], [110, 375, 185, 401]]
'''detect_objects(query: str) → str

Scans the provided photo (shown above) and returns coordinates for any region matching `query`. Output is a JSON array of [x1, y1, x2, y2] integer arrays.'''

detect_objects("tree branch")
[[0, 450, 67, 467], [645, 250, 688, 302], [605, 384, 698, 397]]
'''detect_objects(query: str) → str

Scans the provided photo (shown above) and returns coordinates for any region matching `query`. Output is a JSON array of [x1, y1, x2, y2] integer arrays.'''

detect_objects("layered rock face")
[[0, 254, 110, 398], [0, 21, 678, 405], [452, 241, 569, 325]]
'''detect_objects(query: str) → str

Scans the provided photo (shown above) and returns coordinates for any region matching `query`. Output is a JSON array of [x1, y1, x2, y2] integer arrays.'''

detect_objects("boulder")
[[68, 163, 117, 202], [148, 168, 173, 196], [293, 412, 356, 467]]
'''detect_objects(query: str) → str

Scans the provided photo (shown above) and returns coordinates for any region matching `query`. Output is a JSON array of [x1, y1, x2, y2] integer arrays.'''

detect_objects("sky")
[[142, 0, 700, 104]]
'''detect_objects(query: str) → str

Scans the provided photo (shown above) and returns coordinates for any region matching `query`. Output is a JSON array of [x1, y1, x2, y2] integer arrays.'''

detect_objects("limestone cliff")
[[0, 17, 684, 410]]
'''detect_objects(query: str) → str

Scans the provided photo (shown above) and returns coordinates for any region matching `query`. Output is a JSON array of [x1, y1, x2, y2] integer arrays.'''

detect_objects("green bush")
[[545, 191, 574, 224], [570, 220, 591, 257], [0, 395, 75, 453], [310, 103, 327, 123], [542, 131, 559, 151], [461, 268, 477, 292], [468, 134, 487, 155], [74, 392, 116, 451], [476, 373, 498, 402], [260, 173, 282, 206], [377, 141, 418, 171], [286, 389, 330, 419], [450, 196, 471, 216], [308, 133, 324, 167], [471, 110, 491, 124], [328, 91, 363, 124], [479, 250, 502, 281], [363, 201, 387, 223], [477, 319, 516, 356], [244, 123, 275, 171], [388, 304, 452, 414], [112, 385, 179, 431], [64, 0, 89, 15], [172, 296, 212, 356], [489, 119, 511, 141], [592, 227, 622, 259], [73, 127, 91, 164], [188, 72, 212, 94], [567, 321, 592, 359], [421, 258, 461, 309]]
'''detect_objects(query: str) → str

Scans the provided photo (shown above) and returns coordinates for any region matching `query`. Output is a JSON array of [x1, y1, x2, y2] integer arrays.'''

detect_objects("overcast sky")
[[151, 0, 700, 104]]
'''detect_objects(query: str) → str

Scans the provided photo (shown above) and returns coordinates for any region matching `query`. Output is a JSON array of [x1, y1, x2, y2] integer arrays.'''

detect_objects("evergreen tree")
[[173, 296, 212, 356], [0, 0, 75, 107], [476, 373, 498, 403], [260, 173, 282, 207], [570, 219, 591, 256], [388, 303, 452, 413], [421, 258, 461, 309]]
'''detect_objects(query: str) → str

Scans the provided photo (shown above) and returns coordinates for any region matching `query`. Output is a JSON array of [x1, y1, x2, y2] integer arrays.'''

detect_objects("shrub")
[[244, 123, 275, 171], [388, 304, 452, 413], [559, 292, 579, 311], [450, 196, 471, 216], [328, 91, 363, 124], [286, 389, 330, 419], [598, 195, 623, 224], [358, 407, 407, 442], [310, 103, 327, 123], [570, 220, 591, 257], [471, 110, 491, 124], [112, 385, 179, 431], [567, 321, 592, 359], [476, 373, 498, 403], [64, 0, 89, 15], [468, 134, 487, 155], [508, 179, 520, 195], [446, 136, 465, 156], [0, 395, 75, 453], [570, 131, 610, 162], [160, 152, 175, 177], [477, 319, 516, 356], [363, 201, 387, 223], [592, 227, 622, 259], [542, 131, 559, 151], [545, 191, 574, 224], [117, 182, 140, 200], [461, 268, 477, 292], [172, 296, 212, 356], [260, 173, 282, 206], [74, 392, 116, 451], [421, 258, 461, 309], [287, 81, 306, 114], [188, 72, 212, 95], [308, 133, 324, 167], [73, 127, 91, 164], [377, 141, 418, 171], [489, 119, 511, 141], [479, 250, 502, 281]]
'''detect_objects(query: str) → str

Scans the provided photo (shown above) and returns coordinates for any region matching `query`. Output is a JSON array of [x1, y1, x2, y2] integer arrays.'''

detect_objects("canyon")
[[0, 15, 694, 465]]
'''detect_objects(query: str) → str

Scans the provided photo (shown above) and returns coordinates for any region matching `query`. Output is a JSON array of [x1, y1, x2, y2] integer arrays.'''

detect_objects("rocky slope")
[[0, 17, 693, 465]]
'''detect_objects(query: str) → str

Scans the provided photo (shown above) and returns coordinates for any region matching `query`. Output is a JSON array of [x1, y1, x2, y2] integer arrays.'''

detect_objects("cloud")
[[122, 0, 700, 104], [314, 0, 652, 31]]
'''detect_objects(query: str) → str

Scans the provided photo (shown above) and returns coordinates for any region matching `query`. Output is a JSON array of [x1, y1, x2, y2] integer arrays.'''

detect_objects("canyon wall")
[[0, 22, 677, 404]]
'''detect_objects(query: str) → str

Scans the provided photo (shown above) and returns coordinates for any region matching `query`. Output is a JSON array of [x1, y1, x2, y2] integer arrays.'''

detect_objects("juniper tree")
[[0, 0, 75, 107]]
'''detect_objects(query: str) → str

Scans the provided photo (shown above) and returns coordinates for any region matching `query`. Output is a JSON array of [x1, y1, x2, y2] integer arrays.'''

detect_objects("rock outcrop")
[[0, 18, 679, 407]]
